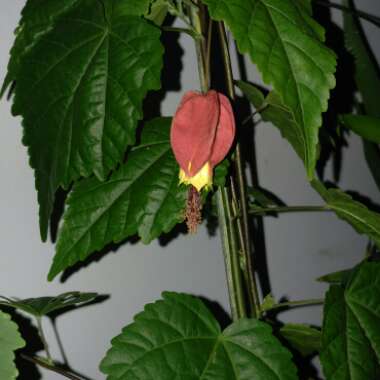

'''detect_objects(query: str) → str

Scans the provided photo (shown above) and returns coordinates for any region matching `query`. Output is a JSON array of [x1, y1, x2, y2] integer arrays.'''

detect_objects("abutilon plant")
[[1, 0, 380, 379]]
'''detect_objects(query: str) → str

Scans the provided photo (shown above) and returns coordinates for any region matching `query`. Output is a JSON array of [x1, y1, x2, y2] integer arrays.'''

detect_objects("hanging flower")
[[170, 90, 236, 192]]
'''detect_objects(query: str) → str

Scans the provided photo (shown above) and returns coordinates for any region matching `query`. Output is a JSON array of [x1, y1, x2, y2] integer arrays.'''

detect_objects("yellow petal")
[[179, 162, 212, 192]]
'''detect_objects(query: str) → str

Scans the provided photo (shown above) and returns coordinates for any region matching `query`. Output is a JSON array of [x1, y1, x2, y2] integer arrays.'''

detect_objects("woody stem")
[[190, 2, 247, 320], [217, 22, 261, 318]]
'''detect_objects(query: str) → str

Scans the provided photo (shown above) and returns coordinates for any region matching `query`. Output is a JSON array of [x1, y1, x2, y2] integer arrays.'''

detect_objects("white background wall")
[[1, 1, 379, 379]]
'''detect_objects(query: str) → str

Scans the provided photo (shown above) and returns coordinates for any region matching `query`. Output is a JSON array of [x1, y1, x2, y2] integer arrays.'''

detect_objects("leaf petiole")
[[249, 205, 330, 215], [20, 354, 83, 380], [262, 298, 325, 313]]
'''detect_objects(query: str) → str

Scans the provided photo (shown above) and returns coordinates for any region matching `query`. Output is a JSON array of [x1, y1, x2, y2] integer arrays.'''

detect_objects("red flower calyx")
[[170, 90, 236, 192]]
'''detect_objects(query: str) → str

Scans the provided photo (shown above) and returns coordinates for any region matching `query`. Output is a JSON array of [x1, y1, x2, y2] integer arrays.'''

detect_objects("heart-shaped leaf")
[[0, 311, 25, 380], [48, 118, 187, 281], [0, 292, 98, 317], [321, 261, 380, 379], [100, 292, 297, 380], [12, 0, 164, 241], [203, 0, 336, 178]]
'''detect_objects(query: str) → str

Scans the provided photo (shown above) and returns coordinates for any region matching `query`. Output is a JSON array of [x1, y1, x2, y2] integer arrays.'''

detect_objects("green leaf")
[[113, 0, 152, 17], [343, 0, 380, 192], [146, 0, 169, 26], [12, 0, 164, 241], [262, 92, 307, 162], [236, 81, 308, 162], [321, 261, 380, 379], [0, 311, 25, 380], [235, 80, 265, 109], [260, 294, 276, 312], [48, 118, 187, 281], [340, 114, 380, 144], [317, 268, 354, 285], [0, 292, 98, 317], [294, 0, 312, 16], [363, 140, 380, 190], [213, 159, 230, 187], [280, 323, 321, 357], [248, 185, 284, 209], [1, 0, 154, 97], [100, 292, 297, 380], [0, 0, 81, 97], [312, 180, 380, 247], [343, 0, 380, 119], [203, 0, 337, 178]]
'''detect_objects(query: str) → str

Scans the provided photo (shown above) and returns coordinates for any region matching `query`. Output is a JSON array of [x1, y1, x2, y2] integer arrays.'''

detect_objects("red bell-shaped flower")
[[170, 90, 235, 191]]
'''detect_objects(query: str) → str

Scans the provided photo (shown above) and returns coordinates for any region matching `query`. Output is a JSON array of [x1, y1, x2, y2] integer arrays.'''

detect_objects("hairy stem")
[[217, 22, 261, 318]]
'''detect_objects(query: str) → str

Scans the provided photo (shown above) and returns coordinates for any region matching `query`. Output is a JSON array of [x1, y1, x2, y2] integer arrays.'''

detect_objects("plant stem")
[[190, 2, 247, 320], [216, 189, 247, 319], [190, 4, 208, 92], [313, 0, 380, 27], [162, 26, 200, 39], [242, 104, 269, 125], [36, 316, 52, 364], [264, 298, 324, 312], [249, 205, 330, 215], [217, 22, 261, 318], [20, 354, 82, 380]]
